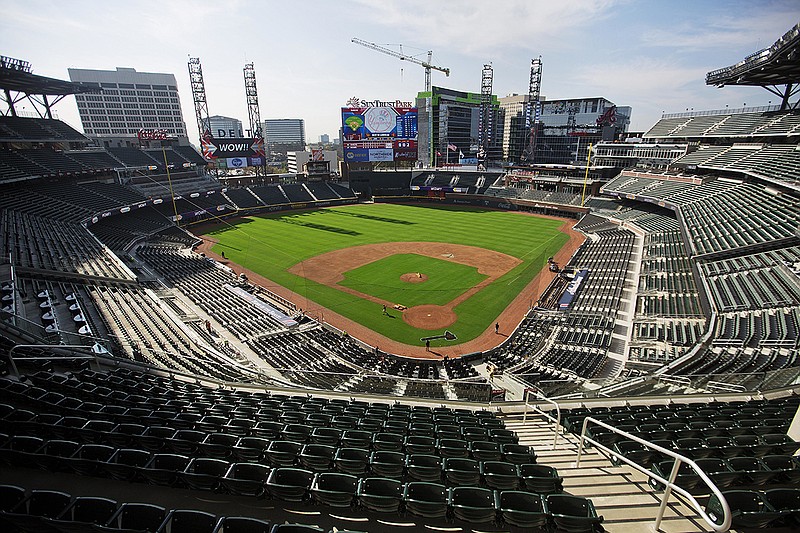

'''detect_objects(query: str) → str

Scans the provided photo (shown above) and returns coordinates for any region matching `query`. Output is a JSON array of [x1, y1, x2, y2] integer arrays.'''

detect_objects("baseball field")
[[204, 203, 570, 347]]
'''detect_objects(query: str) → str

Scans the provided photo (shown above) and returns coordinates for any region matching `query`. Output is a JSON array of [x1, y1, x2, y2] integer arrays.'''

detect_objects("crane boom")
[[351, 37, 449, 92]]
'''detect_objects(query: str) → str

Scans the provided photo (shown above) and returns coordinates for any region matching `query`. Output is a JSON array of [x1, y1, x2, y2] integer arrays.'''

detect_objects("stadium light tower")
[[522, 57, 543, 163], [243, 63, 262, 139], [478, 63, 494, 168], [187, 57, 210, 145], [243, 63, 265, 176], [350, 38, 450, 93]]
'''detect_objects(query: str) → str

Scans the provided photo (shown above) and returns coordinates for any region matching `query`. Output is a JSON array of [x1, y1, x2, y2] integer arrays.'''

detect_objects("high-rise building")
[[498, 93, 541, 163], [319, 134, 330, 144], [416, 86, 502, 168], [67, 67, 188, 144], [262, 118, 305, 153], [204, 115, 244, 138], [534, 97, 631, 165]]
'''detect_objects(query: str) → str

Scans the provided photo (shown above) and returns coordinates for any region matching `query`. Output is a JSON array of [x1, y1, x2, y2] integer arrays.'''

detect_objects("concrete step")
[[502, 415, 718, 533]]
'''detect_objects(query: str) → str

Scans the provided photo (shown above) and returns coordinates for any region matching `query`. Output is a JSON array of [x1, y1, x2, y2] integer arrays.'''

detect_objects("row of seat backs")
[[0, 485, 350, 533]]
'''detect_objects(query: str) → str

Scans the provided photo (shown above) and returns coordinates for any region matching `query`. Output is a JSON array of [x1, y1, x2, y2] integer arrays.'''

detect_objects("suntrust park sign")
[[346, 96, 413, 108]]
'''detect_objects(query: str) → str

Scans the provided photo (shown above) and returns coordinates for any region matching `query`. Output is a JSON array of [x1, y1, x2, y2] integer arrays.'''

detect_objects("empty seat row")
[[0, 483, 602, 532], [648, 456, 800, 495], [0, 485, 351, 533], [0, 433, 545, 490], [706, 488, 800, 530]]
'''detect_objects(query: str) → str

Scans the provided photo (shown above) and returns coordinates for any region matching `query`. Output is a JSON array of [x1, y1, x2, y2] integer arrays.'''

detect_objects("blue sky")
[[2, 0, 798, 142]]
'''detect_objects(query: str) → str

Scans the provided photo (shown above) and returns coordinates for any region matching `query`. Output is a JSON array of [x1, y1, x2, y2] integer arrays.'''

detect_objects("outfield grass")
[[339, 253, 487, 307], [206, 203, 569, 346]]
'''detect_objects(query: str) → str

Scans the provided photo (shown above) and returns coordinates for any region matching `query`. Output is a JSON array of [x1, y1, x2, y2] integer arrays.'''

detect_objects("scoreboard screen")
[[342, 106, 418, 162]]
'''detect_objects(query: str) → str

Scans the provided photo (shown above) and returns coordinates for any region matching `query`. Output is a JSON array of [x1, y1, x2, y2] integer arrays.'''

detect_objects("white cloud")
[[639, 6, 799, 52], [350, 0, 626, 57]]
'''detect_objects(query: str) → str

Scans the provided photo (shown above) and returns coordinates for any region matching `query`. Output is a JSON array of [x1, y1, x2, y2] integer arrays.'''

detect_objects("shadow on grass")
[[278, 217, 361, 236], [324, 209, 416, 225]]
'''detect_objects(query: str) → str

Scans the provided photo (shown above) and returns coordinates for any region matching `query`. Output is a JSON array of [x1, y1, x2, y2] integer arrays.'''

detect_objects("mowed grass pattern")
[[207, 203, 569, 345], [339, 253, 487, 307]]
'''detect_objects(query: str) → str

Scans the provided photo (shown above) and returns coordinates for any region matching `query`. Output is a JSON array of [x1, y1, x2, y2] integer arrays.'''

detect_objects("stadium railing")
[[577, 416, 732, 532], [522, 388, 562, 450]]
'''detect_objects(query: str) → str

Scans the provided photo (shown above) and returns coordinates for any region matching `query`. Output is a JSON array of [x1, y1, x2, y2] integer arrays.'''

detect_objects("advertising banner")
[[344, 149, 370, 162], [227, 157, 249, 169], [369, 148, 394, 162], [202, 136, 266, 160]]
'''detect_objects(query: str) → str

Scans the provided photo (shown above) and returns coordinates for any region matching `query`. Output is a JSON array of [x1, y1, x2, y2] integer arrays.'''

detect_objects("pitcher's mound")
[[403, 304, 456, 330], [400, 272, 428, 283]]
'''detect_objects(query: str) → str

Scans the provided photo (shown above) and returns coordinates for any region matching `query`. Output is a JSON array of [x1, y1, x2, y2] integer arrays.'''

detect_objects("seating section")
[[107, 147, 161, 168], [88, 207, 174, 251], [644, 111, 800, 140], [223, 187, 263, 209], [0, 366, 602, 531], [701, 247, 800, 313], [0, 210, 133, 280], [86, 283, 266, 383], [562, 397, 800, 515], [137, 243, 295, 341], [0, 145, 202, 185], [281, 184, 315, 203], [486, 225, 633, 391], [484, 184, 582, 206], [410, 171, 504, 195], [0, 116, 86, 142], [603, 173, 800, 257]]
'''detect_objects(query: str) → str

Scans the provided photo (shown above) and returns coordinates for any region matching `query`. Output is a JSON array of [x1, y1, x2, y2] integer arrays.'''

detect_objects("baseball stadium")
[[0, 20, 800, 533]]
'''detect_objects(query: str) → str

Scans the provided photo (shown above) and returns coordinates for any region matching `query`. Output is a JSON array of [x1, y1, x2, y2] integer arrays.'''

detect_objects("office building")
[[416, 86, 502, 168], [67, 66, 188, 145], [263, 118, 305, 153], [205, 115, 244, 138], [533, 97, 631, 165]]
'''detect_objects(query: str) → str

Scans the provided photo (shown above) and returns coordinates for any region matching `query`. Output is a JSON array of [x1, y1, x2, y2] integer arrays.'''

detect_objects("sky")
[[2, 0, 799, 143]]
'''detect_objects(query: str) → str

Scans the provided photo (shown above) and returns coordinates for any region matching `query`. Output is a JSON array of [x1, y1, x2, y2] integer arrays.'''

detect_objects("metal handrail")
[[7, 344, 99, 375], [522, 387, 561, 450], [577, 416, 731, 532], [707, 381, 747, 393]]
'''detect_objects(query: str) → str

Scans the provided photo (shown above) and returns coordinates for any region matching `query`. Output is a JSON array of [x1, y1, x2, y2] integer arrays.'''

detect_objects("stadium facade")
[[67, 66, 188, 146]]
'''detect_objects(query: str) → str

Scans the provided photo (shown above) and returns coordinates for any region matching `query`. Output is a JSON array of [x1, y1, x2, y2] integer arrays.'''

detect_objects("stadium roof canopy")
[[706, 22, 800, 89], [0, 55, 99, 118]]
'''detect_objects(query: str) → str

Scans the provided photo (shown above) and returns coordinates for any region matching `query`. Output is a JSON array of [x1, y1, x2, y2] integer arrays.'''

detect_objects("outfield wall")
[[377, 194, 587, 218]]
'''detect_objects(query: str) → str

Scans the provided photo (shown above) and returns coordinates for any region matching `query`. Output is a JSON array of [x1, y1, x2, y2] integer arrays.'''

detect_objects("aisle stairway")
[[504, 413, 796, 533]]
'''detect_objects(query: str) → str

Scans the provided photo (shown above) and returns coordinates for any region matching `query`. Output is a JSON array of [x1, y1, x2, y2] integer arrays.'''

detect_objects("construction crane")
[[351, 37, 450, 92]]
